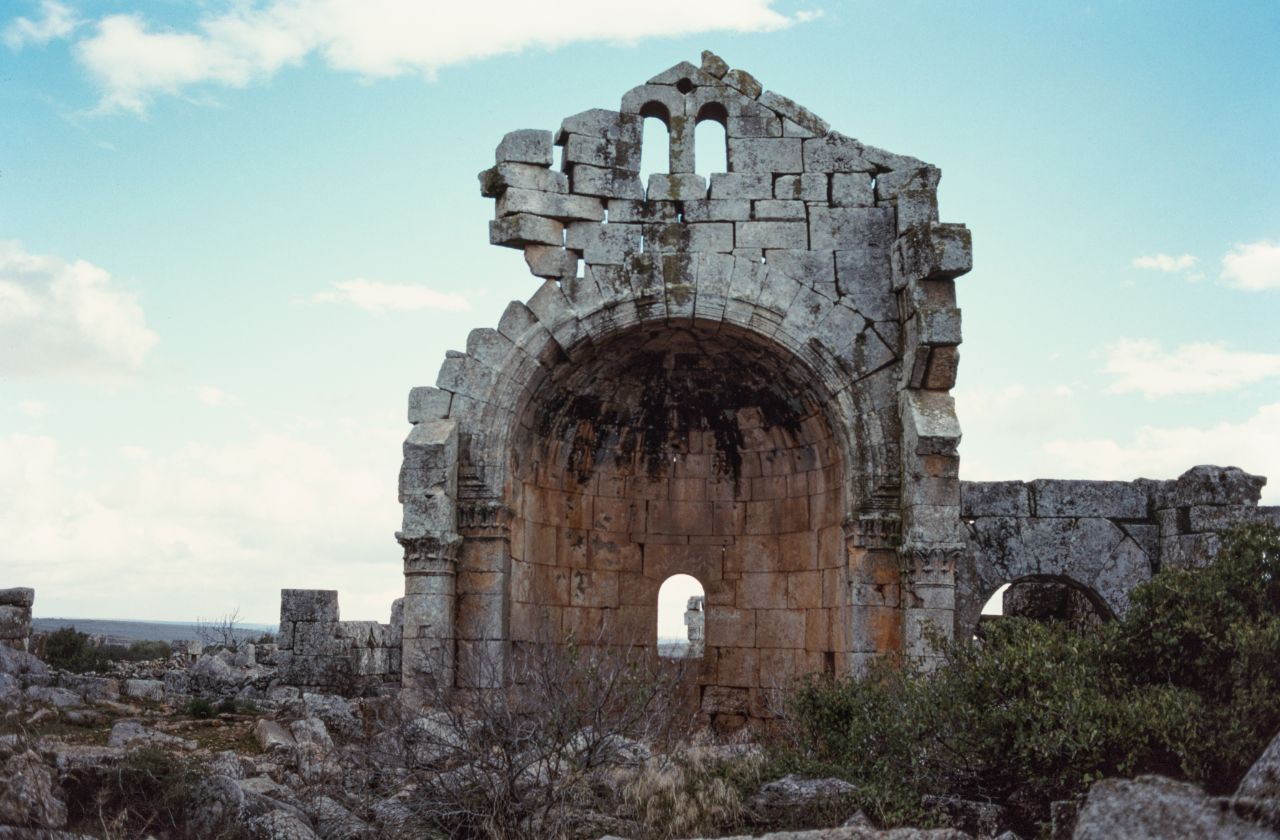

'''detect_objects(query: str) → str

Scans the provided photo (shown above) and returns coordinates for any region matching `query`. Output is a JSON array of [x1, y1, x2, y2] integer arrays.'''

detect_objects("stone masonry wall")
[[276, 590, 403, 696], [957, 466, 1280, 637], [0, 588, 34, 652]]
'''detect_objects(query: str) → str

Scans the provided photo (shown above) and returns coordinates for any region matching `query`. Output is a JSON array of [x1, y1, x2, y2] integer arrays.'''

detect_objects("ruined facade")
[[374, 52, 1278, 721]]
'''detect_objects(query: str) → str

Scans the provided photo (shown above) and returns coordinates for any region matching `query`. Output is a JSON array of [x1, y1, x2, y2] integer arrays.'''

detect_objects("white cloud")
[[1043, 402, 1280, 505], [313, 278, 470, 313], [1102, 339, 1280, 398], [1221, 240, 1280, 291], [1132, 253, 1198, 273], [196, 385, 228, 406], [0, 241, 158, 377], [71, 0, 803, 113], [18, 400, 50, 417], [3, 0, 79, 49], [0, 426, 405, 622]]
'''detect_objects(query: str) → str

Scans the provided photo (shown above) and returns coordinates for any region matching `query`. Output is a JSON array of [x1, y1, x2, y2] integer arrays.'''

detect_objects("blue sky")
[[2, 0, 1278, 625]]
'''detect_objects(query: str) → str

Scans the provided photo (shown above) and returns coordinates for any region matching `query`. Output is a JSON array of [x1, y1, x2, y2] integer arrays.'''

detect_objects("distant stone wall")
[[958, 466, 1280, 637], [0, 588, 34, 651], [685, 595, 706, 657], [276, 590, 402, 696]]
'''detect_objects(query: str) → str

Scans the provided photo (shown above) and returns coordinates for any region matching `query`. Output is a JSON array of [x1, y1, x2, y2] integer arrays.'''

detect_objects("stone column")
[[397, 417, 460, 707], [0, 588, 34, 651]]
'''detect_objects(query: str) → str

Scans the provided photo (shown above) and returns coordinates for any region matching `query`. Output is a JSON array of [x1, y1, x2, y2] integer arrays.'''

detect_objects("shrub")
[[184, 698, 217, 720], [622, 751, 760, 839], [774, 522, 1280, 835], [41, 627, 111, 673]]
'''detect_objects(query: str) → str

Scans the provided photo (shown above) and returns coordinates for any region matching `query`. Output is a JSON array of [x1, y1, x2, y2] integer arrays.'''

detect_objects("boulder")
[[255, 719, 297, 751], [107, 719, 196, 751], [0, 646, 48, 677], [23, 686, 81, 708], [122, 678, 165, 701], [748, 774, 860, 822], [1073, 775, 1277, 839], [308, 794, 376, 839], [246, 810, 321, 840], [0, 750, 67, 829], [1239, 729, 1280, 801]]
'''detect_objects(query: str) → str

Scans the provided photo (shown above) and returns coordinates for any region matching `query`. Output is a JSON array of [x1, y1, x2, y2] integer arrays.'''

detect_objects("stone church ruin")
[[275, 53, 1278, 725]]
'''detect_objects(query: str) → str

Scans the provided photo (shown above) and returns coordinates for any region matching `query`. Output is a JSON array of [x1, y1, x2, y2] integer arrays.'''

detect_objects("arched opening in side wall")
[[657, 574, 704, 658], [977, 575, 1112, 637], [639, 102, 671, 194], [694, 102, 728, 185], [504, 320, 850, 721]]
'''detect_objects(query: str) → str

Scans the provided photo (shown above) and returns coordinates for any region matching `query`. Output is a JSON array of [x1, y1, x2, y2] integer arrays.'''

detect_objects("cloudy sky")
[[2, 0, 1278, 625]]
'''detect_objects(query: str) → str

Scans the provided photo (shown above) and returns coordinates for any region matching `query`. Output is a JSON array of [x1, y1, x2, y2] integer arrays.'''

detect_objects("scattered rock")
[[255, 718, 297, 751], [1239, 729, 1280, 801], [0, 750, 67, 829], [1073, 775, 1277, 839], [107, 719, 197, 751], [309, 794, 376, 839], [122, 677, 165, 701], [22, 686, 81, 708], [246, 809, 321, 840], [749, 774, 860, 820]]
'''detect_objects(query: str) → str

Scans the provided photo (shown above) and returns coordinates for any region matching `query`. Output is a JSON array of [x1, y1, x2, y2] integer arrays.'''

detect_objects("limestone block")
[[875, 165, 941, 201], [406, 386, 451, 424], [834, 255, 896, 321], [774, 173, 827, 201], [646, 173, 708, 202], [727, 110, 783, 139], [281, 590, 340, 624], [702, 684, 750, 716], [1187, 504, 1269, 532], [489, 213, 564, 248], [523, 245, 578, 280], [894, 189, 940, 234], [647, 60, 719, 88], [566, 222, 642, 264], [558, 108, 641, 144], [565, 133, 641, 173], [710, 172, 773, 199], [700, 50, 729, 79], [917, 305, 963, 346], [254, 718, 296, 751], [766, 250, 836, 297], [605, 199, 679, 224], [723, 68, 762, 99], [0, 588, 35, 607], [753, 199, 806, 220], [478, 162, 568, 197], [1160, 533, 1221, 569], [755, 609, 805, 649], [810, 206, 895, 251], [1074, 775, 1275, 840], [123, 678, 164, 701], [0, 605, 30, 639], [1157, 465, 1266, 508], [400, 418, 458, 496], [464, 327, 515, 371], [496, 188, 605, 222], [831, 172, 874, 207], [643, 222, 734, 253], [892, 223, 973, 287], [902, 390, 961, 456], [782, 118, 820, 138], [802, 134, 874, 173], [570, 164, 644, 200], [758, 90, 829, 137], [619, 83, 684, 117], [960, 481, 1030, 518], [293, 621, 345, 656], [1030, 480, 1150, 519], [336, 620, 378, 647], [683, 198, 751, 222], [495, 129, 553, 166], [736, 221, 807, 250], [859, 141, 930, 173], [728, 138, 803, 173]]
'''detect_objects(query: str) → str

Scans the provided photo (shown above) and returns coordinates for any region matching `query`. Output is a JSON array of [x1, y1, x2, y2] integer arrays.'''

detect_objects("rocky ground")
[[3, 641, 1280, 839]]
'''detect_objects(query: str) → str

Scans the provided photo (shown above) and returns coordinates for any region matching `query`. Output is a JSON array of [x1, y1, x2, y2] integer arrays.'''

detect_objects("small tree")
[[195, 607, 243, 651]]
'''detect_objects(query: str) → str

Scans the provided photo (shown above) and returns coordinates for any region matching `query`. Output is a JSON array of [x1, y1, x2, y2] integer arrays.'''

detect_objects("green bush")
[[39, 629, 174, 673], [184, 698, 217, 720], [773, 522, 1280, 835]]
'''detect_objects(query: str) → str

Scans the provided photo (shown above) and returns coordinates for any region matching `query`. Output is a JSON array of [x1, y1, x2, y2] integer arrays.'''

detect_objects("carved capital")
[[398, 532, 462, 576], [899, 542, 964, 582], [848, 512, 901, 550], [457, 502, 514, 535]]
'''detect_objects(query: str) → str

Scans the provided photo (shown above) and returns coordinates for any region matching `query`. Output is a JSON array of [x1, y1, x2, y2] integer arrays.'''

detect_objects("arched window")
[[657, 574, 704, 659], [638, 102, 671, 198], [694, 103, 728, 186]]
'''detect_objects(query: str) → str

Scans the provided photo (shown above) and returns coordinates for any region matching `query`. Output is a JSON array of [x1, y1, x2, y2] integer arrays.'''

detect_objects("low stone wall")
[[958, 466, 1280, 637], [0, 588, 34, 651], [276, 590, 403, 696]]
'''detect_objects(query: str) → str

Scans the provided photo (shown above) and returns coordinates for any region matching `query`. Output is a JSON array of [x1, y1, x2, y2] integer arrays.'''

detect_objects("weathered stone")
[[1030, 480, 1150, 519], [811, 206, 895, 251], [723, 68, 762, 99], [122, 678, 164, 701], [960, 481, 1030, 518], [566, 222, 642, 264], [683, 198, 751, 222], [495, 129, 553, 166], [710, 172, 774, 200], [647, 173, 708, 201], [489, 213, 564, 248], [775, 173, 828, 201], [1158, 465, 1267, 508], [832, 172, 874, 207], [700, 50, 729, 79], [496, 188, 605, 222], [108, 719, 196, 750], [803, 133, 874, 173], [0, 588, 34, 608], [0, 750, 67, 829], [737, 221, 807, 250], [571, 164, 644, 200], [759, 90, 830, 136], [255, 719, 297, 751], [1074, 775, 1275, 840], [1239, 728, 1280, 801], [478, 162, 568, 197], [523, 245, 578, 279], [893, 223, 973, 287], [728, 138, 803, 173], [282, 590, 339, 623], [753, 199, 807, 220]]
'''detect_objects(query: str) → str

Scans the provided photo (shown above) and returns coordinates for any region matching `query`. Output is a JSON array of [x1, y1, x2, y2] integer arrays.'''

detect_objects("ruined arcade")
[[368, 52, 1275, 723]]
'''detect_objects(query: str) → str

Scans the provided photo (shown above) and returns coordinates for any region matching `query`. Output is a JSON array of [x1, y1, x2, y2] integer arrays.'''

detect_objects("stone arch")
[[956, 517, 1152, 639]]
